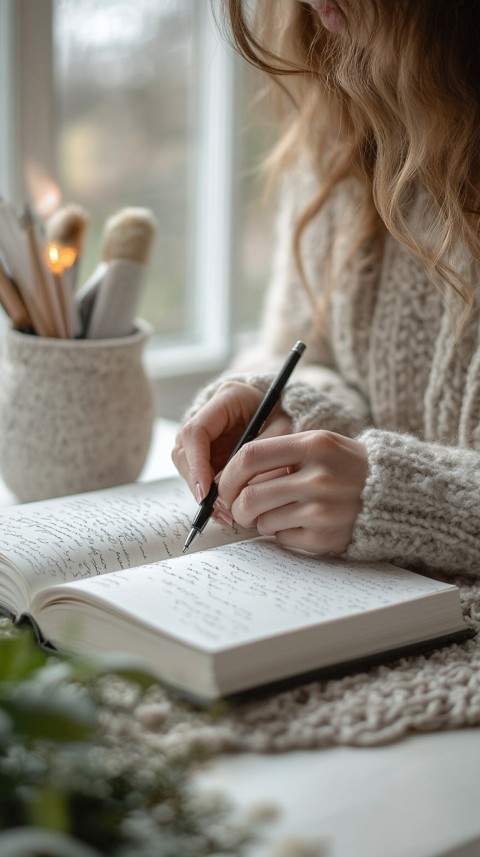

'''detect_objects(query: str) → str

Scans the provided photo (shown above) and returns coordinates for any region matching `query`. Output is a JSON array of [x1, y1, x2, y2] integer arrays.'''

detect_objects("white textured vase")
[[0, 321, 155, 502]]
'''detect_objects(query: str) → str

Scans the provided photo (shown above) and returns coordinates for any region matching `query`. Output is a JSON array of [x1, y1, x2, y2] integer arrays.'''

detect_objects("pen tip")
[[183, 528, 197, 554]]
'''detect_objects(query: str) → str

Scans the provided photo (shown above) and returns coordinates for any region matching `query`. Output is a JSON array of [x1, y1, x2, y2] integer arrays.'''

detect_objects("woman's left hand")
[[216, 430, 368, 555]]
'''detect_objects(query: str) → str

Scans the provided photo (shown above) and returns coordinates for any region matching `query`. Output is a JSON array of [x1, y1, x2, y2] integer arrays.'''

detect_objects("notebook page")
[[42, 538, 456, 651], [0, 478, 247, 598]]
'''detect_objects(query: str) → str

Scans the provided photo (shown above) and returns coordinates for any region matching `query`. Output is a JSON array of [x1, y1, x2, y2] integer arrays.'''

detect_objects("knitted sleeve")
[[184, 164, 370, 438], [183, 369, 369, 438], [346, 429, 480, 578]]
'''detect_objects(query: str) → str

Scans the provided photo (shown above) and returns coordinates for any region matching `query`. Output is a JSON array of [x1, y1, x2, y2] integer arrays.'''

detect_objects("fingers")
[[218, 434, 304, 507], [172, 381, 265, 499], [217, 430, 368, 555], [258, 498, 361, 554], [274, 524, 350, 555], [229, 471, 299, 528], [219, 430, 365, 508], [171, 425, 213, 501]]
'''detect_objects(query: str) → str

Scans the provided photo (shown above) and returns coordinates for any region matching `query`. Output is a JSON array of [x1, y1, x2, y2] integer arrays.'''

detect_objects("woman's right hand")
[[172, 380, 292, 507]]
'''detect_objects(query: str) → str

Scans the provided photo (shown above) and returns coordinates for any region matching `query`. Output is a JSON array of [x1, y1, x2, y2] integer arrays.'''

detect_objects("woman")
[[173, 0, 480, 575]]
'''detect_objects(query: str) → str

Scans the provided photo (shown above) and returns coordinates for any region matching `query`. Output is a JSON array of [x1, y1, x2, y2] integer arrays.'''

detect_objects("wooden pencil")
[[0, 263, 32, 330], [22, 207, 66, 338]]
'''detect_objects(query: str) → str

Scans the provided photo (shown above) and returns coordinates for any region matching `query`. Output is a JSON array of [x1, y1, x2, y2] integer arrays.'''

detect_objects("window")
[[0, 0, 274, 410], [54, 0, 199, 343]]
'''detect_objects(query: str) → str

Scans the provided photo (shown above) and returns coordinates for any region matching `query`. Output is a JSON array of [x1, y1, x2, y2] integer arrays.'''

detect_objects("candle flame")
[[25, 162, 62, 218], [46, 243, 77, 274]]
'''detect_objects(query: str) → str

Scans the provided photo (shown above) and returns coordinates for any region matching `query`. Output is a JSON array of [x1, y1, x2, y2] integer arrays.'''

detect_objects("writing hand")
[[216, 430, 368, 555], [172, 381, 293, 510]]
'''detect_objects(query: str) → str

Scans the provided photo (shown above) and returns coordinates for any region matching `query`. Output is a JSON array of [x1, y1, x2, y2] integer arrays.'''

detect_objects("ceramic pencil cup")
[[0, 320, 155, 502]]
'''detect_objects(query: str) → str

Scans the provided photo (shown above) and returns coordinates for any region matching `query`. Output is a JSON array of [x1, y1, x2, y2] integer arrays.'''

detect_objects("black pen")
[[183, 340, 306, 553]]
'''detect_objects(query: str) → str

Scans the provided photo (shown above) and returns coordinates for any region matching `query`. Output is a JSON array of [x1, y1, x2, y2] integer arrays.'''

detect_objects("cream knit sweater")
[[188, 162, 480, 579]]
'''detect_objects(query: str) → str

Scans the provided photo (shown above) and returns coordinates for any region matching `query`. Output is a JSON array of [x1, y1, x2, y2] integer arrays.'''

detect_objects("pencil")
[[22, 207, 66, 338], [0, 262, 32, 330]]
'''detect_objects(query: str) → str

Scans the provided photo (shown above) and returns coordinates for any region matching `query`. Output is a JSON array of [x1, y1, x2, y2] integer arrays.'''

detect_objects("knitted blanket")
[[3, 578, 478, 754], [98, 575, 480, 754]]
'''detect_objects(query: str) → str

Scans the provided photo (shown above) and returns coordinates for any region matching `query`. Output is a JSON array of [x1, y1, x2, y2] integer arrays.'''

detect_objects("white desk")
[[195, 732, 480, 857], [4, 420, 479, 857]]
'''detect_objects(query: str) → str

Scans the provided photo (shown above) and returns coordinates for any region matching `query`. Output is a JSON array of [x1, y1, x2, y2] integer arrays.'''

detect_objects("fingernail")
[[195, 482, 204, 503]]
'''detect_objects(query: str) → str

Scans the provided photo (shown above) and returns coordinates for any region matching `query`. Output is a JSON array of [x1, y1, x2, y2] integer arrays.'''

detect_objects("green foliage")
[[0, 621, 251, 856]]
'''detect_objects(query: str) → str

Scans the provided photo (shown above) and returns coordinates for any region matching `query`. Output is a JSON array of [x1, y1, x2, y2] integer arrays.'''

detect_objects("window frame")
[[0, 0, 243, 397], [0, 0, 15, 201]]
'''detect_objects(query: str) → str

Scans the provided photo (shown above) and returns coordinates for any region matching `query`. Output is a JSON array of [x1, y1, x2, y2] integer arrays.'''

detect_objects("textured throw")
[[96, 575, 480, 755]]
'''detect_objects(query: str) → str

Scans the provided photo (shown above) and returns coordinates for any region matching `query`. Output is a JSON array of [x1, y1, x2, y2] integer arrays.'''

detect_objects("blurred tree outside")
[[53, 0, 275, 345], [54, 0, 194, 341]]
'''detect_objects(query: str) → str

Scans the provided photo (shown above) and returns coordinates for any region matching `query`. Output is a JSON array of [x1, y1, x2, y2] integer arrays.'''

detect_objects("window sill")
[[145, 339, 229, 380]]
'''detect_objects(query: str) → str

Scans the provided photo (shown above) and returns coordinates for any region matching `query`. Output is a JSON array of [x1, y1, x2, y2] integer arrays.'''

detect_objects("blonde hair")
[[220, 0, 480, 321]]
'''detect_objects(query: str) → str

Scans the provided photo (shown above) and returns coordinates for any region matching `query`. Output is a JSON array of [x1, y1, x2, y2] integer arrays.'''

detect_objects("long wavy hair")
[[219, 0, 480, 322]]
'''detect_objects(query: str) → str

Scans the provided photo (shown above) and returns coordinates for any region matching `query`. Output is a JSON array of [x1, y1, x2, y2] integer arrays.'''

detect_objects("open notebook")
[[0, 477, 468, 702]]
